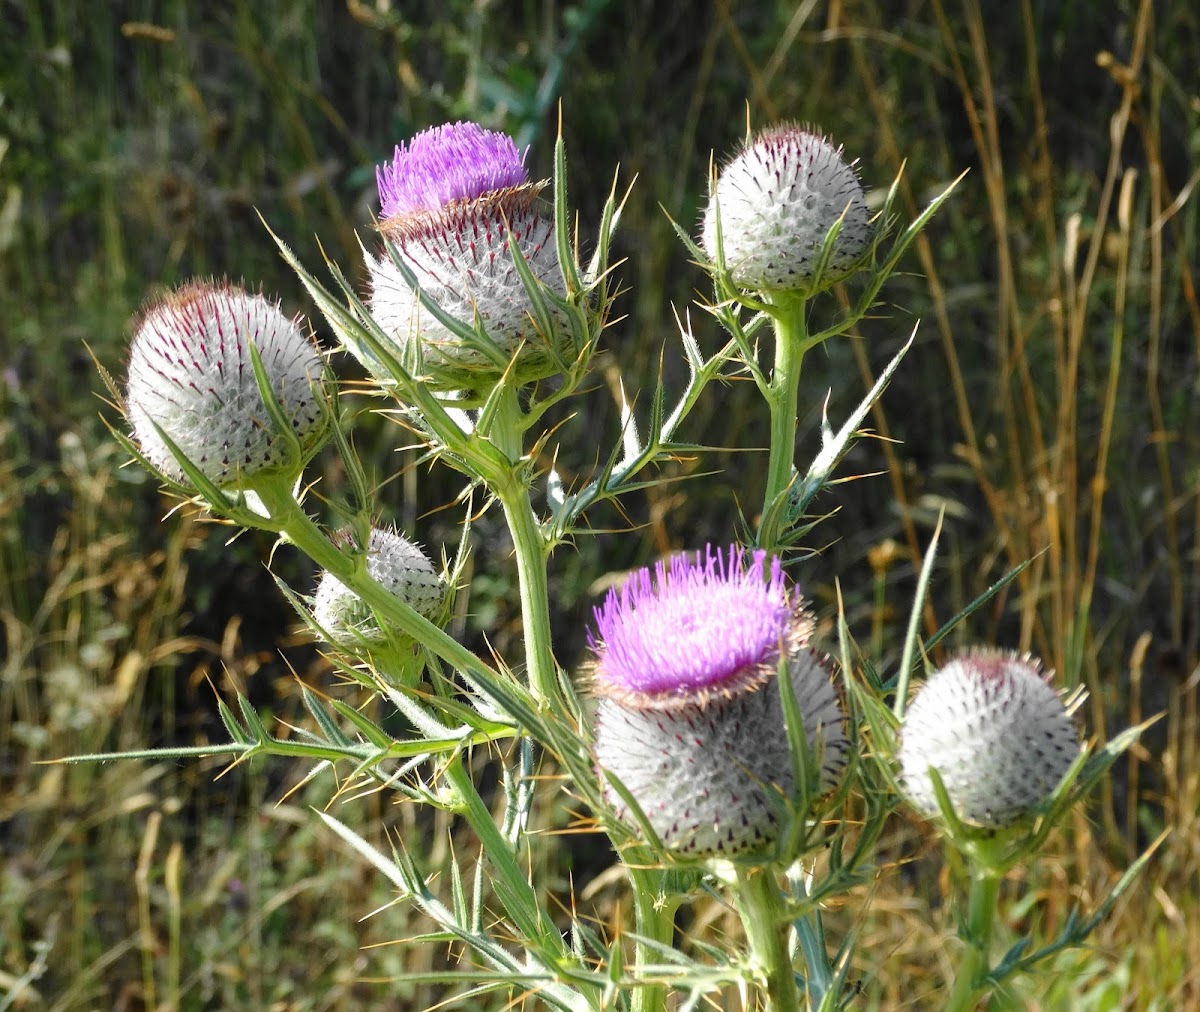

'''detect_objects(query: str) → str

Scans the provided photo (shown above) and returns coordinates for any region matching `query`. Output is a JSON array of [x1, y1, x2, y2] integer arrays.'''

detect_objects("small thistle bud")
[[365, 121, 569, 390], [589, 546, 848, 858], [899, 649, 1081, 828], [313, 527, 444, 644], [702, 125, 872, 295], [125, 281, 326, 488]]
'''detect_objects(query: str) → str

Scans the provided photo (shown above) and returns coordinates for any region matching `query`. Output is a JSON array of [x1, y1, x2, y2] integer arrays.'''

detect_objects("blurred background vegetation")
[[2, 0, 1198, 1007]]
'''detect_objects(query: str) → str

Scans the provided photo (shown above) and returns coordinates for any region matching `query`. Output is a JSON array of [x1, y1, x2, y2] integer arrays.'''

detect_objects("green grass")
[[3, 0, 1199, 1007]]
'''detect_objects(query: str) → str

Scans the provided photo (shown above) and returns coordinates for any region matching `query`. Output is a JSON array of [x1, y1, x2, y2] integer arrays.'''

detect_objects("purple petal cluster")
[[376, 121, 529, 220], [590, 546, 791, 701]]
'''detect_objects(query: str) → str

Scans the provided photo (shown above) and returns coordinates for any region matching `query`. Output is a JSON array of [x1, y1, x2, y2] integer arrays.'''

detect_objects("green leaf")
[[894, 508, 943, 720], [301, 687, 352, 747], [552, 128, 581, 293], [328, 699, 395, 749], [54, 743, 247, 764], [236, 695, 270, 742], [921, 553, 1043, 657], [217, 697, 253, 746]]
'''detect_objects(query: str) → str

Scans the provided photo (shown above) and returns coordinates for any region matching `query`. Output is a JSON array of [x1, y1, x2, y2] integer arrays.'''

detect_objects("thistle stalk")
[[627, 866, 680, 1012], [734, 866, 801, 1012], [759, 293, 809, 552], [945, 850, 1003, 1012], [489, 387, 559, 704]]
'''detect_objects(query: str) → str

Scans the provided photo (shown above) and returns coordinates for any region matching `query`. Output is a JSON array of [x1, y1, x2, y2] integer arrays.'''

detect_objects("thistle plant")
[[701, 125, 872, 295], [895, 649, 1094, 1011], [78, 114, 1158, 1009], [899, 649, 1081, 830], [312, 526, 445, 644]]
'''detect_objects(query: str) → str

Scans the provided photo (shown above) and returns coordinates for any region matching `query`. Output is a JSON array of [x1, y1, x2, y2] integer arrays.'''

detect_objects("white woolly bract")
[[313, 528, 443, 643], [899, 650, 1080, 828], [125, 283, 325, 487], [366, 187, 568, 387], [594, 650, 848, 858], [702, 126, 871, 293]]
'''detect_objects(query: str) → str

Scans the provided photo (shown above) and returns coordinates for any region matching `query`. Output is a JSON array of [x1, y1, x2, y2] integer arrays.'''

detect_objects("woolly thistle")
[[124, 281, 326, 489], [899, 649, 1080, 828], [589, 546, 848, 858], [365, 121, 570, 391], [312, 527, 445, 644], [702, 125, 872, 295]]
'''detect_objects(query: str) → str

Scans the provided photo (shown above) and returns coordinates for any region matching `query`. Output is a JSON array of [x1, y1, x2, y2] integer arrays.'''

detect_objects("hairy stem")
[[488, 387, 559, 704], [735, 866, 801, 1012], [945, 854, 1003, 1012], [627, 866, 682, 1012], [759, 293, 809, 552]]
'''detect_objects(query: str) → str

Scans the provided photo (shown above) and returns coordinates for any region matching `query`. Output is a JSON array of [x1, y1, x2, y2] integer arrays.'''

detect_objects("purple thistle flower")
[[589, 546, 849, 858], [124, 280, 326, 488], [364, 121, 569, 391], [590, 546, 795, 704], [376, 122, 529, 220], [899, 649, 1080, 828]]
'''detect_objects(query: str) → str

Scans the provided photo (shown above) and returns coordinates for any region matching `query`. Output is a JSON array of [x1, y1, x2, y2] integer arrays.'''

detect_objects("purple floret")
[[376, 121, 530, 220], [590, 545, 791, 698]]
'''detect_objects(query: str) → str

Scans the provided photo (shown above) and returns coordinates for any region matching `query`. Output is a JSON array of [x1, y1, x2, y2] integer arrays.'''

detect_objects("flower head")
[[376, 122, 529, 220], [589, 546, 848, 858], [125, 281, 326, 488], [365, 121, 569, 391], [313, 527, 444, 644], [702, 125, 872, 294], [899, 649, 1080, 828], [590, 546, 800, 706]]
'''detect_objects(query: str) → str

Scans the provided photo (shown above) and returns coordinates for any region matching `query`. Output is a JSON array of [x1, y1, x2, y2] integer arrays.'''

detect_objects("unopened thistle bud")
[[366, 121, 569, 390], [899, 649, 1080, 828], [589, 546, 848, 858], [313, 527, 444, 643], [702, 125, 872, 295], [124, 281, 326, 489]]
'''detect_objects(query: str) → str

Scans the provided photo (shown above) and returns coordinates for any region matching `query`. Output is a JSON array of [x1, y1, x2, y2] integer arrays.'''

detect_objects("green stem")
[[735, 866, 800, 1012], [488, 387, 559, 704], [628, 866, 681, 1012], [443, 756, 601, 1009], [759, 294, 808, 552], [945, 858, 1003, 1012]]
